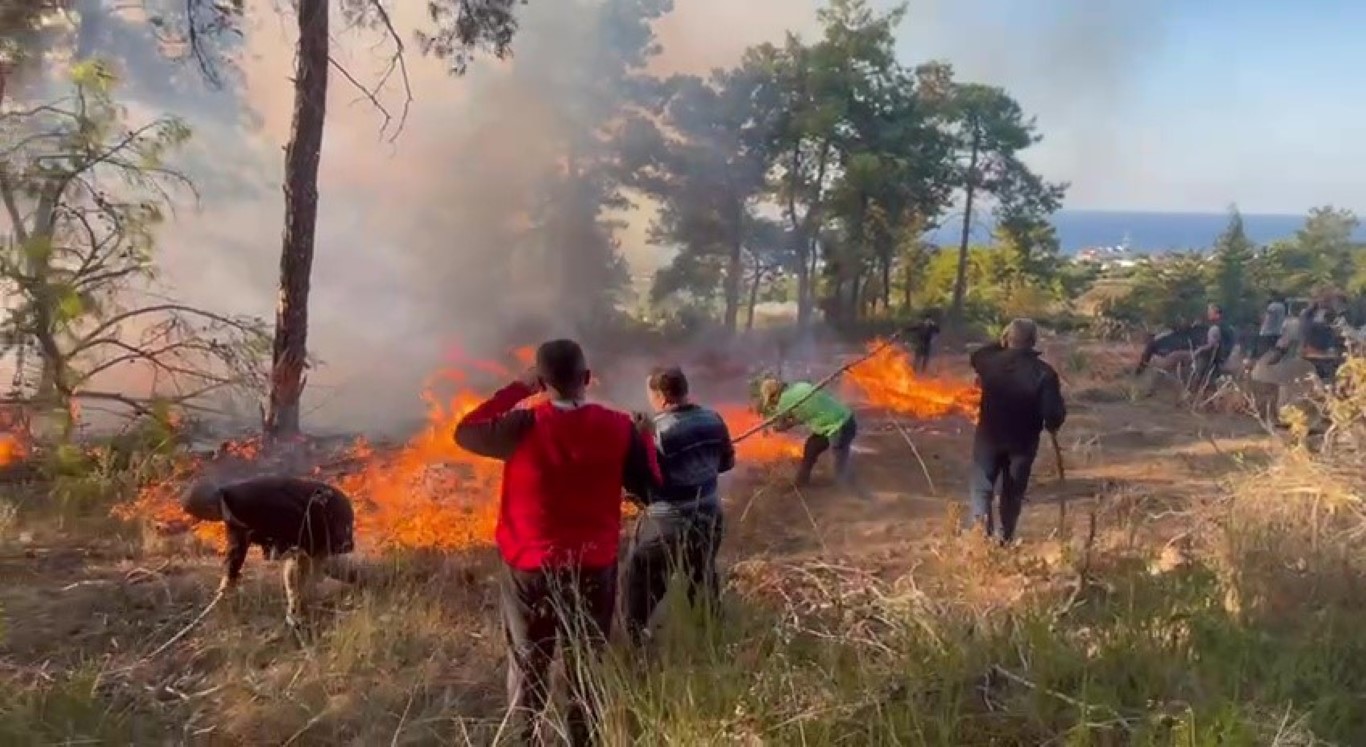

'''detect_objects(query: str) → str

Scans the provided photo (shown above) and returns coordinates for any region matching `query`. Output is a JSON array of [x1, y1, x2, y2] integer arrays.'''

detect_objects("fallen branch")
[[1050, 430, 1067, 535], [142, 590, 223, 661], [890, 418, 936, 495]]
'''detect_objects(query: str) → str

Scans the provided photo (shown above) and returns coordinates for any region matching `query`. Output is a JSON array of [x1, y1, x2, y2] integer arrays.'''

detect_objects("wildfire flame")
[[0, 435, 25, 466], [843, 339, 980, 421], [0, 407, 31, 467], [118, 346, 801, 552]]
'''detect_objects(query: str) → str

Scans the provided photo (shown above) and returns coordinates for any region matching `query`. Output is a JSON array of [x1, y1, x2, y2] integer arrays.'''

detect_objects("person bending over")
[[180, 476, 358, 627], [625, 366, 733, 646], [968, 319, 1066, 545], [454, 339, 660, 747], [759, 377, 859, 490]]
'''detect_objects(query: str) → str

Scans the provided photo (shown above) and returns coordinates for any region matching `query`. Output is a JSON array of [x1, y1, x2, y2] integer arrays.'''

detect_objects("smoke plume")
[[14, 0, 1163, 434]]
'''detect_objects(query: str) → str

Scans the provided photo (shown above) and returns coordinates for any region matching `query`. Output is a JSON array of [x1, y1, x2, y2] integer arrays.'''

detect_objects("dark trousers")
[[1192, 352, 1227, 395], [913, 346, 932, 373], [624, 507, 724, 644], [1253, 334, 1280, 360], [797, 416, 857, 486], [501, 563, 616, 746], [968, 437, 1037, 543]]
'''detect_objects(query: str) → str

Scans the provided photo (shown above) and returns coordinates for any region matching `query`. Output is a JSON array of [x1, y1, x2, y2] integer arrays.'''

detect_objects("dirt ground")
[[0, 352, 1276, 743]]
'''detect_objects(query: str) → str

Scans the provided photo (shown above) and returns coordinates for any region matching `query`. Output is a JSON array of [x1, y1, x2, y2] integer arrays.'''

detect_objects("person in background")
[[1134, 316, 1196, 376], [1191, 303, 1234, 395], [1257, 293, 1288, 359], [454, 339, 660, 747], [907, 313, 941, 373], [180, 476, 359, 628], [967, 319, 1066, 545], [624, 366, 734, 646], [759, 377, 860, 491]]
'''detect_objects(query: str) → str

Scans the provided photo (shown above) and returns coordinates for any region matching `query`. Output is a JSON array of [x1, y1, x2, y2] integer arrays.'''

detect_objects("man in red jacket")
[[455, 339, 659, 746]]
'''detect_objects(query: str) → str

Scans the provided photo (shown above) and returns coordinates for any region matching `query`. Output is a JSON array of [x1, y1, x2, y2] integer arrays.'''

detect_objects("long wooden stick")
[[144, 590, 224, 661], [733, 331, 905, 444], [890, 418, 936, 494], [1050, 430, 1067, 536]]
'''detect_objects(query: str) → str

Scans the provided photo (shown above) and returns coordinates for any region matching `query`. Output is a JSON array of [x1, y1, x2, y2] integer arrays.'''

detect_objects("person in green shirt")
[[759, 378, 858, 488]]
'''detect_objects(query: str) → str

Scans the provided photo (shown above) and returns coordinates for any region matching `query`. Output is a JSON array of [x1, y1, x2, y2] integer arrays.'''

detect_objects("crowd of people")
[[1135, 291, 1361, 419], [180, 325, 1071, 745]]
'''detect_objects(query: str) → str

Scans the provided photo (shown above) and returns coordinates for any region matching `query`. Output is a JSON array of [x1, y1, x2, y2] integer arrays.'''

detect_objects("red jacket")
[[454, 382, 660, 570]]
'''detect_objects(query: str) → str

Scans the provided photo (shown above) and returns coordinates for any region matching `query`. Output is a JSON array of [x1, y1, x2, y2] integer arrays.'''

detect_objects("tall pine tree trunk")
[[266, 0, 328, 440], [949, 134, 981, 327], [746, 265, 762, 331], [723, 222, 743, 333]]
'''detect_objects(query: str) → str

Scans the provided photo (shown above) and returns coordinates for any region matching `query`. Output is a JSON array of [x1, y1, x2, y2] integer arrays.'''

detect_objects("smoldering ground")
[[16, 0, 1168, 436]]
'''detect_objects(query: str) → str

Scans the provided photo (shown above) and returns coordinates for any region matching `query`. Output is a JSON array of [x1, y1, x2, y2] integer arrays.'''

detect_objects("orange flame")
[[0, 407, 31, 467], [118, 348, 801, 552], [0, 435, 25, 466], [844, 339, 980, 421], [715, 405, 804, 461]]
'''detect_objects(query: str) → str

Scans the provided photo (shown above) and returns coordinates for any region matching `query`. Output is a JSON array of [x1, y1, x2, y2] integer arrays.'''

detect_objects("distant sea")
[[927, 210, 1366, 255]]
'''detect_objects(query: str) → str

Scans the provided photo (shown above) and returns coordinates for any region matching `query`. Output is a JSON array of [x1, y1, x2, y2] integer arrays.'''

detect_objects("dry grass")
[[3, 352, 1366, 744]]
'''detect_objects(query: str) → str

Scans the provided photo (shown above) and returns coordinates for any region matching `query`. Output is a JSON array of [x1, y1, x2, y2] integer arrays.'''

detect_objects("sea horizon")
[[928, 208, 1366, 255]]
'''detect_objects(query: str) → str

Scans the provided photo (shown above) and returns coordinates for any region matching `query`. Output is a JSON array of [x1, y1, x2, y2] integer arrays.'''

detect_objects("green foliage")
[[1102, 205, 1366, 330], [636, 0, 1063, 330], [0, 667, 132, 744], [623, 60, 780, 330], [934, 71, 1068, 322], [1208, 207, 1258, 325], [0, 61, 268, 434], [1103, 254, 1210, 328]]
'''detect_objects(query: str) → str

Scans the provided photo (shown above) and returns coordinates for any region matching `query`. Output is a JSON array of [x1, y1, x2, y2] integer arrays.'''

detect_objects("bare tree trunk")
[[794, 234, 813, 328], [266, 0, 329, 440], [723, 234, 742, 333], [879, 253, 891, 313], [902, 256, 913, 312], [746, 266, 762, 331], [949, 134, 981, 327]]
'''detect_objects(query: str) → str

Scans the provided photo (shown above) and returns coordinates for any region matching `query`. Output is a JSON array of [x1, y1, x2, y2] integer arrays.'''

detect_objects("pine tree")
[[1209, 206, 1257, 326]]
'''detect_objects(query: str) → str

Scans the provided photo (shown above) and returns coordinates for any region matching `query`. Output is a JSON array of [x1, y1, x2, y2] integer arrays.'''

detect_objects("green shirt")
[[774, 382, 852, 438]]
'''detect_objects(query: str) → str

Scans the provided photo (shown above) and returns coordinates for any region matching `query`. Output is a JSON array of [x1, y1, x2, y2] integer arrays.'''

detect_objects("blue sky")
[[875, 0, 1366, 214]]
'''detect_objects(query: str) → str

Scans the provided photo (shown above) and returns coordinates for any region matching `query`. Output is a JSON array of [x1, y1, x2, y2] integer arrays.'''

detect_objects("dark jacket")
[[218, 477, 355, 583], [970, 343, 1066, 452], [649, 404, 735, 516], [454, 382, 661, 571], [910, 321, 940, 353]]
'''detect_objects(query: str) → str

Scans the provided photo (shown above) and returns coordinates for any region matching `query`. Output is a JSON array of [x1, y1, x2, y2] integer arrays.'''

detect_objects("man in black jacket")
[[908, 314, 941, 373], [181, 476, 358, 626], [968, 319, 1066, 544], [624, 366, 735, 646]]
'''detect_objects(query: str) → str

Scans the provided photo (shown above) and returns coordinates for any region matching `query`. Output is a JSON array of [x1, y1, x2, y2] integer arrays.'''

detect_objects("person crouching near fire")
[[967, 319, 1066, 545], [625, 366, 734, 647], [455, 339, 660, 747], [180, 476, 359, 628], [758, 377, 861, 491]]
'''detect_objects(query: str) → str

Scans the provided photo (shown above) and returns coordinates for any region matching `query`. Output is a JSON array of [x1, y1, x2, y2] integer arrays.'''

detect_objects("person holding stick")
[[624, 366, 733, 646], [180, 476, 360, 628], [758, 377, 860, 490], [967, 319, 1066, 545]]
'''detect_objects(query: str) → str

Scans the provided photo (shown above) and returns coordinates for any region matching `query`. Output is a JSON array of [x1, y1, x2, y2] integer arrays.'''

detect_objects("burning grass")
[[7, 344, 1366, 744], [843, 338, 980, 421], [113, 347, 805, 553]]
